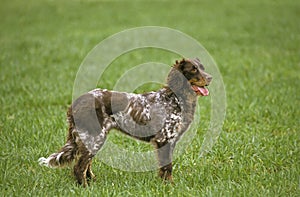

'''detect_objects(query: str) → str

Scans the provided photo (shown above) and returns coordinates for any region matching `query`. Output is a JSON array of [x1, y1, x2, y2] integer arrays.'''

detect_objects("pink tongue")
[[198, 87, 209, 96], [193, 86, 209, 96]]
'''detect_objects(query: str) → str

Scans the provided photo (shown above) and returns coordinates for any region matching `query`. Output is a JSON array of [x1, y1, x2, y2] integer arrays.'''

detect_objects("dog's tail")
[[38, 108, 78, 168], [38, 138, 77, 168]]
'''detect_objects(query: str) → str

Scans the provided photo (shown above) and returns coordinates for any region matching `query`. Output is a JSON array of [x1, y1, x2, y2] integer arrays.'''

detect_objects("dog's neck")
[[161, 68, 198, 129]]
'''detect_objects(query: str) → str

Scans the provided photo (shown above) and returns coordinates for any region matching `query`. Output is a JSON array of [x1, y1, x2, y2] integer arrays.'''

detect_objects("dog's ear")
[[173, 58, 186, 71]]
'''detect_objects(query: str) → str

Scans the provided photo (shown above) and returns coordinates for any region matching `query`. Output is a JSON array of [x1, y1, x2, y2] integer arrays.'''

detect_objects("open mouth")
[[192, 85, 209, 96]]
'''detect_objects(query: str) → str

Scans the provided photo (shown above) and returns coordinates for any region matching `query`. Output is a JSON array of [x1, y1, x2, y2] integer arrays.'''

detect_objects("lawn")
[[0, 0, 299, 196]]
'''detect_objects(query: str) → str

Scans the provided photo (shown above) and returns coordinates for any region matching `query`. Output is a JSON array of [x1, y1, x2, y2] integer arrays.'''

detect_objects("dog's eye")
[[191, 66, 198, 73]]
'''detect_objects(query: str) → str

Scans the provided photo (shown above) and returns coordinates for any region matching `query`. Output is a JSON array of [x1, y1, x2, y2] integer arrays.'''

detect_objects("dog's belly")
[[112, 95, 183, 142], [113, 102, 167, 139]]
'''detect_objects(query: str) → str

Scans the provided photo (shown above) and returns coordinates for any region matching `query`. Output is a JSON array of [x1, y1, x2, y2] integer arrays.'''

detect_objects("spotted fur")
[[38, 58, 212, 186]]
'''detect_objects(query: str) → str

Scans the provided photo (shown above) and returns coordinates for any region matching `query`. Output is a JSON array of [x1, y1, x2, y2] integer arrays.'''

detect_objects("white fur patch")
[[88, 89, 102, 97], [38, 157, 52, 168], [38, 154, 58, 168]]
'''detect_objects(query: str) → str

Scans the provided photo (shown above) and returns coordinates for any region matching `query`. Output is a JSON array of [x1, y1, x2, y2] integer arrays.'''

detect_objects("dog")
[[39, 58, 212, 187]]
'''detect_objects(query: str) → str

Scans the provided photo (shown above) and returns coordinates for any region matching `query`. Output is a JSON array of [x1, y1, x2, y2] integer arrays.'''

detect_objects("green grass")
[[1, 0, 299, 196]]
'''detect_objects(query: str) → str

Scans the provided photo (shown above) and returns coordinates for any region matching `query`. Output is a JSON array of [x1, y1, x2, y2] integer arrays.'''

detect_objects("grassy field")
[[1, 0, 299, 196]]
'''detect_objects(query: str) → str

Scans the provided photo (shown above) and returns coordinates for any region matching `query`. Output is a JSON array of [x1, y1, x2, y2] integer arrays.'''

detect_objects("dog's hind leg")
[[73, 148, 92, 187], [73, 133, 107, 187], [73, 122, 113, 186], [86, 160, 96, 181]]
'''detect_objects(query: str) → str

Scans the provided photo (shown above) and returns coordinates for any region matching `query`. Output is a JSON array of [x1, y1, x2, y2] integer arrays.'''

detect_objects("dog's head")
[[168, 58, 212, 96]]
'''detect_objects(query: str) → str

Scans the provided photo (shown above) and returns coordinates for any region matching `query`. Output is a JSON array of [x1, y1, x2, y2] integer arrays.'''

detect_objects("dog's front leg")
[[155, 141, 175, 182]]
